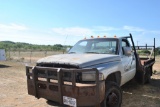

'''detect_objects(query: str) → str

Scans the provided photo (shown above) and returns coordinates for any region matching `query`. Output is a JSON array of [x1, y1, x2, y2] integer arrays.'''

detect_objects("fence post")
[[45, 51, 47, 57], [30, 50, 32, 63], [9, 48, 10, 60]]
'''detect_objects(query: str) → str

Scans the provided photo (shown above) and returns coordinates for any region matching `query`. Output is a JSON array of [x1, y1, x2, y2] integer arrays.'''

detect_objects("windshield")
[[68, 38, 118, 54]]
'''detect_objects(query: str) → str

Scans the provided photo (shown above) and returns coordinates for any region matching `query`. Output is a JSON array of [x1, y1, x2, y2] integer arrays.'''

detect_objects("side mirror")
[[123, 47, 132, 56]]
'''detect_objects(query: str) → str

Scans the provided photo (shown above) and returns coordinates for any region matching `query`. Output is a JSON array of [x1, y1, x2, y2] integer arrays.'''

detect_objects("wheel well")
[[105, 71, 121, 86]]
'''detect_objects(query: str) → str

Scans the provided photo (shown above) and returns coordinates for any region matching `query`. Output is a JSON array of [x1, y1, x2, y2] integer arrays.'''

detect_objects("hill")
[[0, 41, 71, 51]]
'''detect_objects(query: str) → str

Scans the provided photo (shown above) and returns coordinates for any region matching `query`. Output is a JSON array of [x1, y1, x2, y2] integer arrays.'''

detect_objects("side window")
[[122, 39, 130, 55], [122, 41, 127, 47], [122, 40, 129, 47]]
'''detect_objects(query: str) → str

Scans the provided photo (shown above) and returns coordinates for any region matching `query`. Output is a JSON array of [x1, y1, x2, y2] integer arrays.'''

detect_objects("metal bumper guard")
[[26, 66, 105, 106]]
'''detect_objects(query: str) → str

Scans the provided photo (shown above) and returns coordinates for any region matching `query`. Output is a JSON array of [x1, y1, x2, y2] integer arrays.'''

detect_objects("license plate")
[[63, 96, 77, 107]]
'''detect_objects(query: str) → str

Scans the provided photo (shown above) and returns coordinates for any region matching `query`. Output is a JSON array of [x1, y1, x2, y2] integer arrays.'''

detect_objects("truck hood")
[[37, 54, 121, 68]]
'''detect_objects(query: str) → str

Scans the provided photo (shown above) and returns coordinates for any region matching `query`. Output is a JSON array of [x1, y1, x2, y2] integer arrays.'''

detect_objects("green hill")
[[0, 41, 71, 51]]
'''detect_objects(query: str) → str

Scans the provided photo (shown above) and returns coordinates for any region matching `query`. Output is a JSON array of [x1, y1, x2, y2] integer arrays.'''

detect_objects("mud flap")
[[135, 70, 145, 84]]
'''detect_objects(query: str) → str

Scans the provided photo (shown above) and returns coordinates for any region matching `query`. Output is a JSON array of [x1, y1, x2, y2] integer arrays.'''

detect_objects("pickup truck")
[[26, 34, 155, 107]]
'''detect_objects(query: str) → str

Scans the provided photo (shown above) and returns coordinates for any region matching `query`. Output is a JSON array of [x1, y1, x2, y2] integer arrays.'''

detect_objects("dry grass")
[[0, 61, 53, 107], [7, 51, 63, 62], [0, 53, 160, 107], [122, 55, 160, 107]]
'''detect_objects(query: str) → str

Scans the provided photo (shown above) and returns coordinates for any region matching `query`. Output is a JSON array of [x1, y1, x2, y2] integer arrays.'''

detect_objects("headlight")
[[82, 72, 104, 81]]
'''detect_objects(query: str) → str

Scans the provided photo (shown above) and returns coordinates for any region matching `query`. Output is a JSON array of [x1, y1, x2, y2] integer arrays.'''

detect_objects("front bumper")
[[26, 66, 105, 106]]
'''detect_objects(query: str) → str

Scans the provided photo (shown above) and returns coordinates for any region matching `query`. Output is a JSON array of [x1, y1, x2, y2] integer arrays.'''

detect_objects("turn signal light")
[[114, 35, 117, 38]]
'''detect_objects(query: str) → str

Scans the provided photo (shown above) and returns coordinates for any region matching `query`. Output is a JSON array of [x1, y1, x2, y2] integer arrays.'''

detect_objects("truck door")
[[121, 39, 136, 84]]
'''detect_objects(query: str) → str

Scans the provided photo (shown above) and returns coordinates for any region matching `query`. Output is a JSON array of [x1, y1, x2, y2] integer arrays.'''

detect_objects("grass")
[[6, 51, 63, 63]]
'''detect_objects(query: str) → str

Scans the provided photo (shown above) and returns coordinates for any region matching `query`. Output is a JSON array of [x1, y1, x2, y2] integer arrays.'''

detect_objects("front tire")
[[101, 82, 122, 107]]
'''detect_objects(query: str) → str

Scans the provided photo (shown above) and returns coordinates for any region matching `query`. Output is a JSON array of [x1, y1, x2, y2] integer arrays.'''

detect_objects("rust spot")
[[79, 87, 95, 96]]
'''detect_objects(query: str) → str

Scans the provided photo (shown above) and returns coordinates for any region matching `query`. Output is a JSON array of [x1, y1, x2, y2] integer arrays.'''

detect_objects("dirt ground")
[[0, 56, 160, 107]]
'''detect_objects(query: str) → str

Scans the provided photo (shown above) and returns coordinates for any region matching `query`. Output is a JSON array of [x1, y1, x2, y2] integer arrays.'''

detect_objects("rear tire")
[[101, 82, 122, 107]]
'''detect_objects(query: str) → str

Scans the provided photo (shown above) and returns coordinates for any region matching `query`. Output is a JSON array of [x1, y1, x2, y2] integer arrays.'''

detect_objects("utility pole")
[[137, 41, 139, 49]]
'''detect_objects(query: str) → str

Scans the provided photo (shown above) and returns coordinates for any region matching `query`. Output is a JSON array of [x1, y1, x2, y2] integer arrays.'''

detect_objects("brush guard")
[[26, 66, 105, 107]]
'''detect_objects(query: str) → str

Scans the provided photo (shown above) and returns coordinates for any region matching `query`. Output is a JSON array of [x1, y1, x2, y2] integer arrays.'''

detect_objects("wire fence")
[[5, 50, 65, 63]]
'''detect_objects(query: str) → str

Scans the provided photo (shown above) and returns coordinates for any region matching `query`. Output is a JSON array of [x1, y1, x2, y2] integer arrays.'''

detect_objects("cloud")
[[51, 26, 120, 38], [0, 23, 159, 46], [51, 27, 93, 36], [0, 25, 80, 45], [0, 23, 28, 32], [123, 26, 145, 32], [149, 30, 160, 35], [93, 26, 119, 31], [0, 31, 65, 45]]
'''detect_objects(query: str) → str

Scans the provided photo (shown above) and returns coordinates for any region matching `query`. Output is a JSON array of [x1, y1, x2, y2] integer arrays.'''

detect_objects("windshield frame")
[[68, 38, 119, 55]]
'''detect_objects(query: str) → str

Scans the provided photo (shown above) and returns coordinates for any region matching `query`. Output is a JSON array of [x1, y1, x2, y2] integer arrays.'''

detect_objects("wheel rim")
[[107, 92, 118, 106]]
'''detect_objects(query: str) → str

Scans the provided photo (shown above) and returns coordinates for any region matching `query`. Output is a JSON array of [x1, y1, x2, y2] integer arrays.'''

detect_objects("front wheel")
[[101, 82, 122, 107]]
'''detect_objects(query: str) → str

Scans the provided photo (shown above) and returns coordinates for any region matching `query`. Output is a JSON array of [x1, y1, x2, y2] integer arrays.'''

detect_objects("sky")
[[0, 0, 160, 46]]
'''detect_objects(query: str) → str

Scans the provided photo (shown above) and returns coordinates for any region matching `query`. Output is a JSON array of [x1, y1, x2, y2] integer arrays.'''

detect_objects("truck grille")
[[37, 68, 74, 82]]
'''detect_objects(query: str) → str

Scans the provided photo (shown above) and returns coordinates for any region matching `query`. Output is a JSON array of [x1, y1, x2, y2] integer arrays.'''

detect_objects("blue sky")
[[0, 0, 160, 46]]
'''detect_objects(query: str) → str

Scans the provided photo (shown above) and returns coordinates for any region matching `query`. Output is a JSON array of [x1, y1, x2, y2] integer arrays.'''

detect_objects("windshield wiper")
[[68, 52, 76, 54], [85, 52, 99, 54]]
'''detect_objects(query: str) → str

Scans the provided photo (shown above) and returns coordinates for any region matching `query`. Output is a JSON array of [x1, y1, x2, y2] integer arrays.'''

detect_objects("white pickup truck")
[[26, 34, 155, 107]]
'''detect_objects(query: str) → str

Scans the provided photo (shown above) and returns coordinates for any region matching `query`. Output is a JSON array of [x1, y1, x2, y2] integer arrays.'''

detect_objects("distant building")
[[0, 49, 6, 61]]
